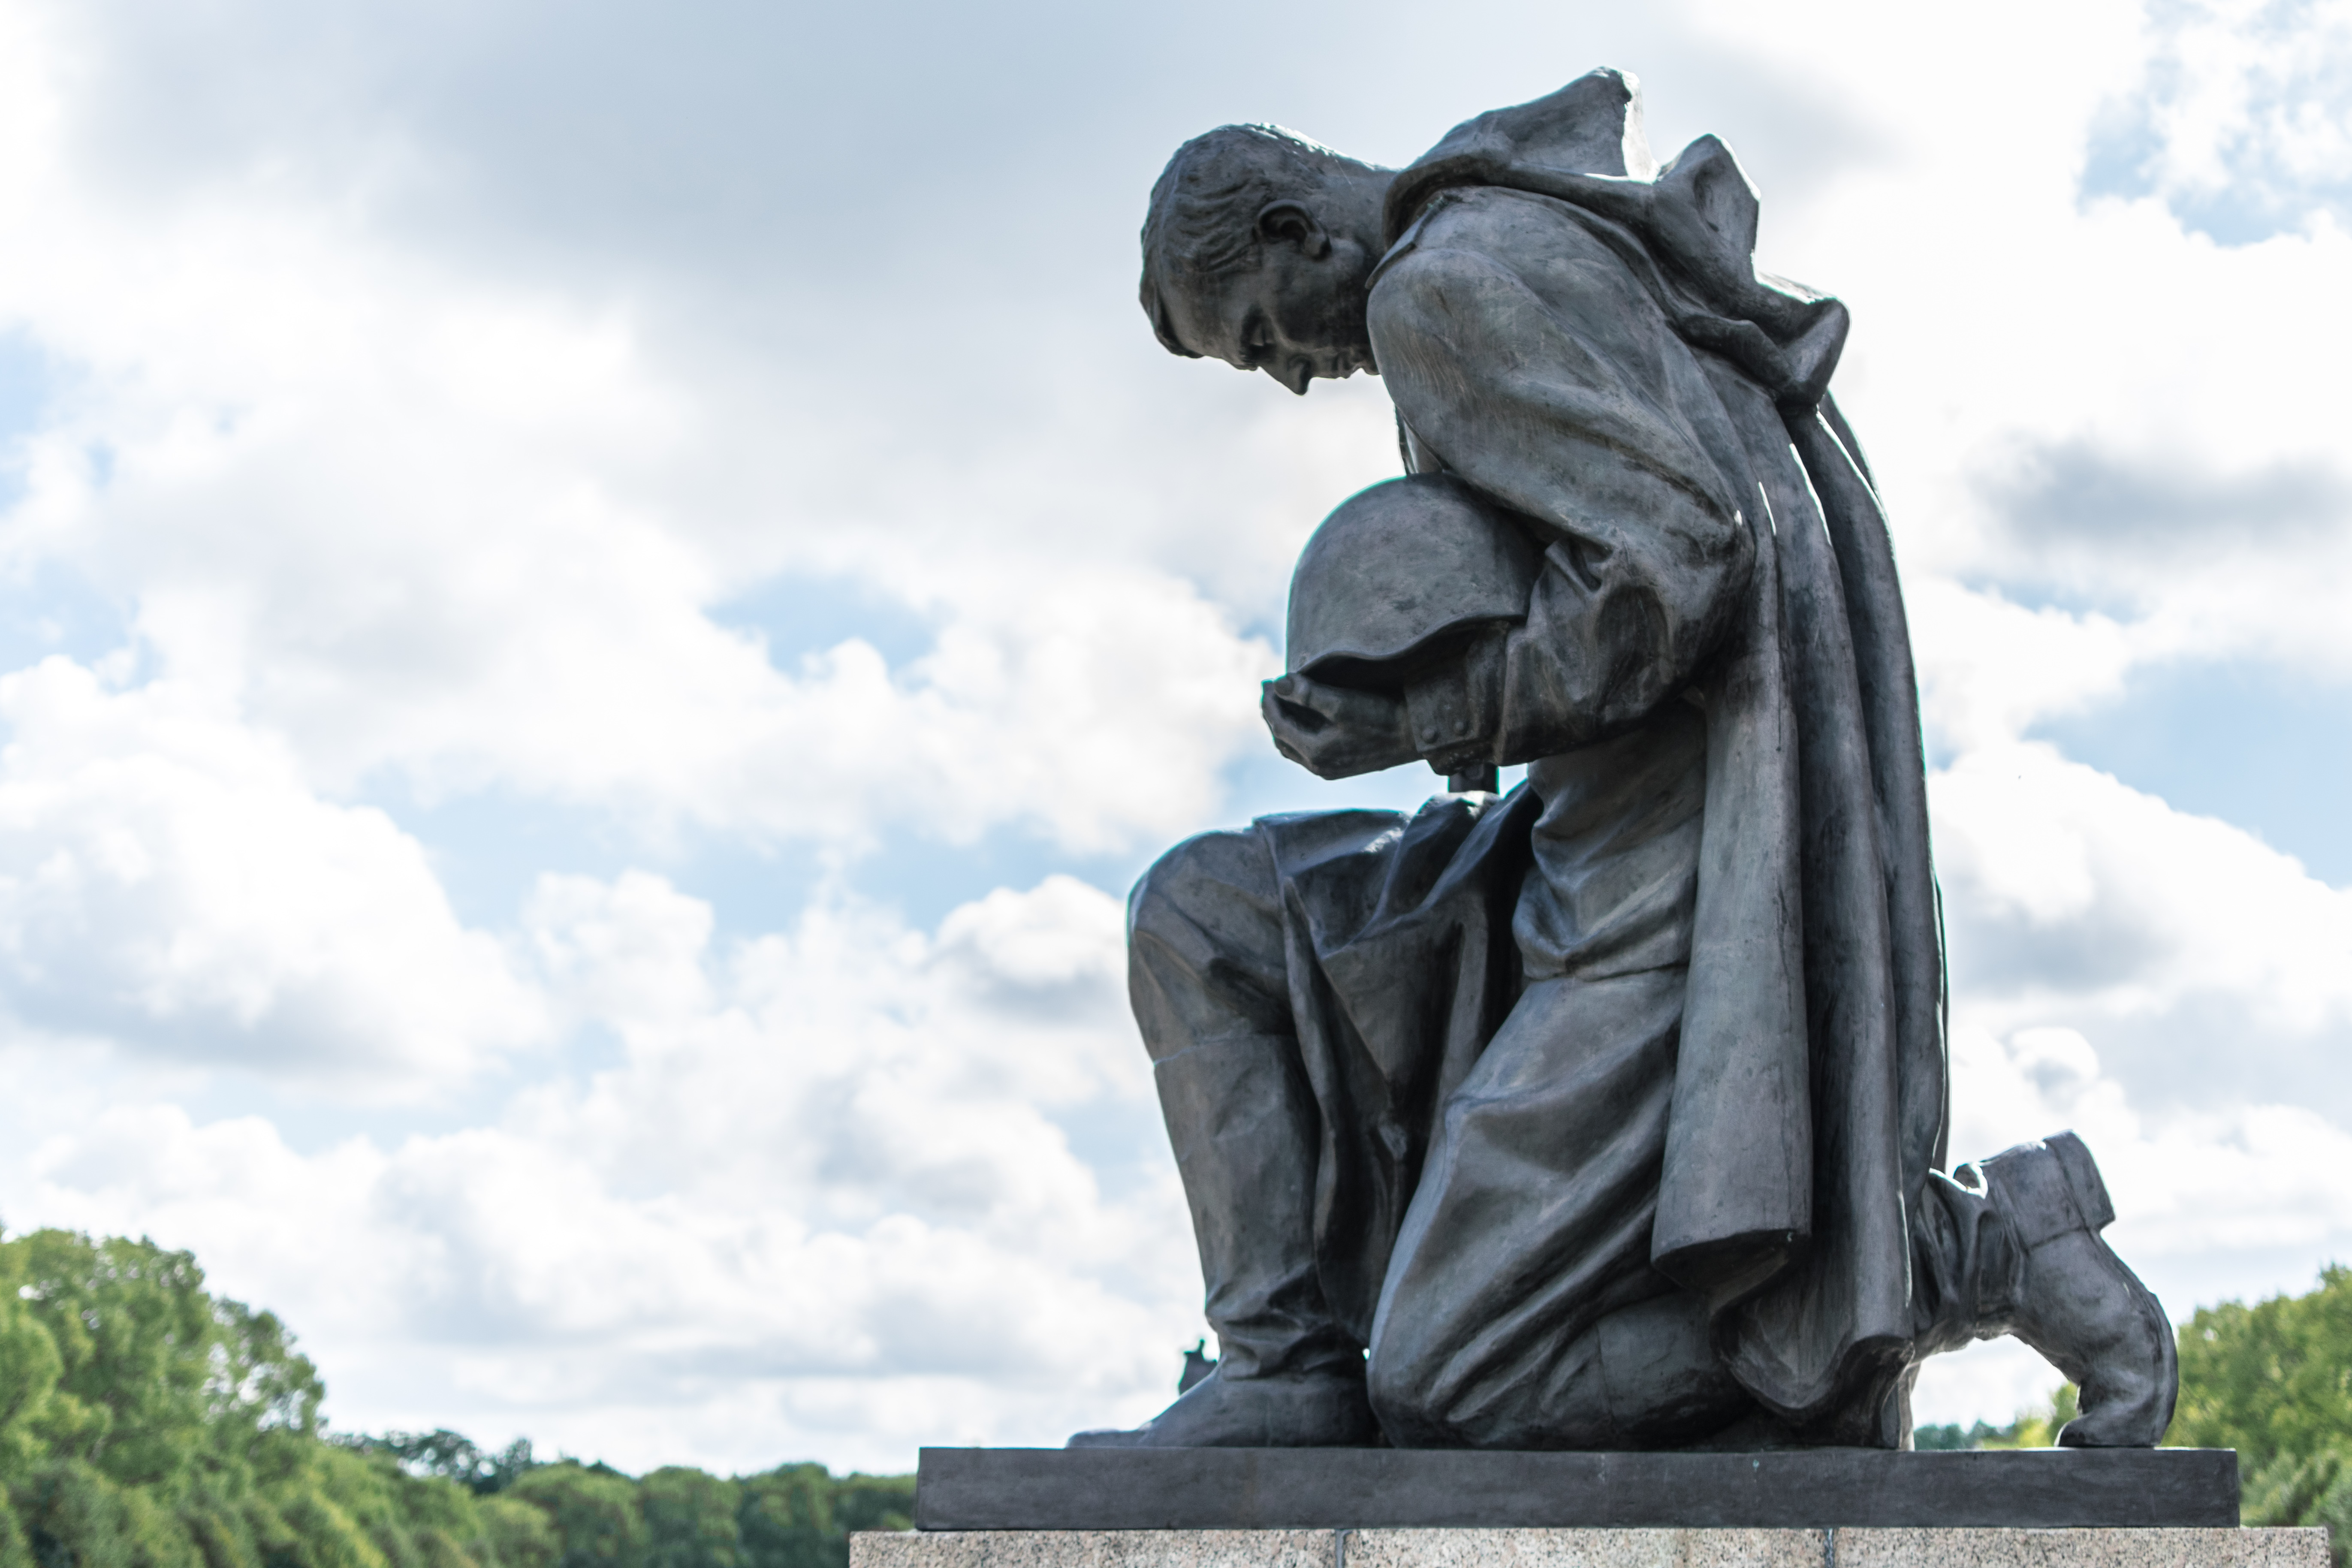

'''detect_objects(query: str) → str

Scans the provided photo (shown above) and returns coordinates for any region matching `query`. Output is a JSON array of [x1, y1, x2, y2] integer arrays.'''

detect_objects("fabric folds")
[[1357, 69, 1947, 1438]]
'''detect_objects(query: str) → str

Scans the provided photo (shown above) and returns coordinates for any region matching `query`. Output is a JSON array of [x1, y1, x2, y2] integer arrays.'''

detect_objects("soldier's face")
[[1170, 232, 1376, 396]]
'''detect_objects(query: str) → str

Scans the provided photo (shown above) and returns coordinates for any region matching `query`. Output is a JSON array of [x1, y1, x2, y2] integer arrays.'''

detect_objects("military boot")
[[1969, 1131, 2178, 1447], [1067, 1036, 1375, 1448]]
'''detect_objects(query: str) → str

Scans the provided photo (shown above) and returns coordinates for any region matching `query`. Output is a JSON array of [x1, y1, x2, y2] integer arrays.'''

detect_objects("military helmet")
[[1285, 473, 1538, 689]]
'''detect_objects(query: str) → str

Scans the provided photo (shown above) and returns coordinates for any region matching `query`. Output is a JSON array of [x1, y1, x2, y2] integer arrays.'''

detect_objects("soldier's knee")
[[1364, 1310, 1459, 1445], [1128, 825, 1271, 939]]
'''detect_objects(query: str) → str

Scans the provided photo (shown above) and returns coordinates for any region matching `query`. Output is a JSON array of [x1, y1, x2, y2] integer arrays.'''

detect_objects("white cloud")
[[9, 873, 1197, 1474], [2087, 0, 2352, 237], [1932, 741, 2352, 1040], [0, 2, 1287, 864], [1909, 579, 2138, 754], [0, 657, 543, 1080], [1682, 0, 2352, 704], [1946, 1024, 2352, 1272]]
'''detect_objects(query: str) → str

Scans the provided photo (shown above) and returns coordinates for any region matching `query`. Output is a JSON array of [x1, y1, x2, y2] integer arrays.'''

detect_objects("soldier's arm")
[[1368, 237, 1755, 769]]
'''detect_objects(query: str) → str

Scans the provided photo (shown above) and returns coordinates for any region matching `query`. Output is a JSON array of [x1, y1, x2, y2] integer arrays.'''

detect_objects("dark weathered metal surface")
[[914, 1446, 2239, 1531], [1088, 69, 2181, 1455]]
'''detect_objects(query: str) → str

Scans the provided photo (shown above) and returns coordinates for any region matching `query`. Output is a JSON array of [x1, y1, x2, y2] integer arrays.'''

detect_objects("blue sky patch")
[[2079, 0, 2352, 244], [709, 569, 939, 672], [0, 562, 134, 672], [2032, 656, 2352, 886]]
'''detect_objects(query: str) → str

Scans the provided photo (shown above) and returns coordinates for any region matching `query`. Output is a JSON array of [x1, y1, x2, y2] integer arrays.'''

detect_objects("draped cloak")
[[1245, 70, 1947, 1440]]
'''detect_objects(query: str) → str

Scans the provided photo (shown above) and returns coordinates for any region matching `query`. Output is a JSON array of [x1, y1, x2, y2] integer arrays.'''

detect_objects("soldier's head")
[[1140, 125, 1393, 395]]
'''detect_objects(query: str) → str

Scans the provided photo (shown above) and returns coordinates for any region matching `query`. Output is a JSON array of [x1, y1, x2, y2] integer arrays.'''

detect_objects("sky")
[[0, 0, 2347, 1475]]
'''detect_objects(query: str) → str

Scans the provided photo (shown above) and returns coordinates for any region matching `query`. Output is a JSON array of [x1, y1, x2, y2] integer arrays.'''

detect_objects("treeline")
[[1913, 1384, 2083, 1451], [0, 1228, 909, 1568], [350, 1432, 916, 1568]]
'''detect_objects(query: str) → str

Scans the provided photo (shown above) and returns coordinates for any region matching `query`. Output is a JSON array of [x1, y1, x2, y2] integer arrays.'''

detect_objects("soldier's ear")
[[1255, 200, 1333, 259]]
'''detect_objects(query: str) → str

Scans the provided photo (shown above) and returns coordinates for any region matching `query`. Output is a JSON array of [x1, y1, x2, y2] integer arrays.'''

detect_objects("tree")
[[0, 1227, 533, 1568], [0, 1224, 912, 1568], [820, 1477, 910, 1542], [734, 1468, 830, 1568], [639, 1470, 737, 1568], [347, 1437, 537, 1498], [2173, 1265, 2352, 1470], [2173, 1265, 2352, 1565], [506, 1468, 644, 1568], [7, 1229, 286, 1498]]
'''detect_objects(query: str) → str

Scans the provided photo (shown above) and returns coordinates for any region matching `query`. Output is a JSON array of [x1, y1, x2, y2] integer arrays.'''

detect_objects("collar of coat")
[[1378, 69, 1851, 411]]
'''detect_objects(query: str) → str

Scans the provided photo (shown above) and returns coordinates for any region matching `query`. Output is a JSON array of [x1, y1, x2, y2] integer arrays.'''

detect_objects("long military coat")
[[1259, 69, 1945, 1441]]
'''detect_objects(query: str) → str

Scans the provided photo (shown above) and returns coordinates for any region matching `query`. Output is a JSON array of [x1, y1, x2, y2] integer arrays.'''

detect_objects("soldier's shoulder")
[[1371, 187, 1632, 306]]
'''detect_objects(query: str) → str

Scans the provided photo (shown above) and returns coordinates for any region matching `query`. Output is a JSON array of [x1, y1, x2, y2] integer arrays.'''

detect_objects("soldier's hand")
[[1261, 674, 1414, 779]]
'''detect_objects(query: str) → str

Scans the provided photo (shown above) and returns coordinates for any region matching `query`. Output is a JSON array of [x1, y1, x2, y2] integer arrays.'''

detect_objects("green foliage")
[[0, 1227, 534, 1568], [472, 1499, 558, 1568], [495, 1460, 914, 1568], [2171, 1266, 2352, 1565], [639, 1469, 737, 1568], [1972, 1384, 2079, 1450], [0, 1222, 914, 1568], [2174, 1265, 2352, 1469], [738, 1465, 910, 1568], [343, 1439, 535, 1500], [12, 1229, 329, 1500], [736, 1467, 832, 1568], [822, 1477, 911, 1541], [507, 1467, 644, 1568], [1913, 1384, 2078, 1450]]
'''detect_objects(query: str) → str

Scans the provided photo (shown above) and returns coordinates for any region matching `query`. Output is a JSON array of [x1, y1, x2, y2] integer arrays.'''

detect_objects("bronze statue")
[[1070, 71, 2177, 1452]]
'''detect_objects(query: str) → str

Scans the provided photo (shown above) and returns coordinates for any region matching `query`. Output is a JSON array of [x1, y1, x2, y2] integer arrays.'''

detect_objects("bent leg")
[[1367, 969, 1751, 1448], [1128, 826, 1360, 1380], [1079, 793, 1538, 1449]]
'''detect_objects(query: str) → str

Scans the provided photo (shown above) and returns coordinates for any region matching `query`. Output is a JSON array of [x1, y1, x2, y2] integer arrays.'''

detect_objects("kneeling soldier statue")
[[1070, 70, 2178, 1453]]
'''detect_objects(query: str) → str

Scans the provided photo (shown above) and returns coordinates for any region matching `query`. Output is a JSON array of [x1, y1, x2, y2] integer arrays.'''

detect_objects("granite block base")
[[854, 1528, 2328, 1568]]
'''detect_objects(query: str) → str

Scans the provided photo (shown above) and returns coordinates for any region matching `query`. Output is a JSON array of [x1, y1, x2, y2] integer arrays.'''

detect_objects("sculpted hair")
[[1140, 124, 1366, 357]]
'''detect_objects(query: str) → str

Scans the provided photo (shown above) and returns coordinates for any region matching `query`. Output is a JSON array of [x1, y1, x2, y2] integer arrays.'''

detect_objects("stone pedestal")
[[877, 1447, 2321, 1565], [911, 1449, 2242, 1531], [854, 1527, 2328, 1568]]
